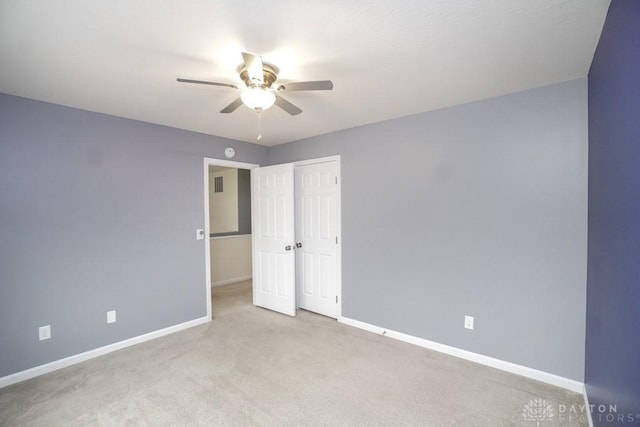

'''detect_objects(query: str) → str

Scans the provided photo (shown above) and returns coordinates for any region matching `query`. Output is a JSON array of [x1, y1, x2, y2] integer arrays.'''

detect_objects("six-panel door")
[[295, 161, 339, 318], [251, 163, 296, 316]]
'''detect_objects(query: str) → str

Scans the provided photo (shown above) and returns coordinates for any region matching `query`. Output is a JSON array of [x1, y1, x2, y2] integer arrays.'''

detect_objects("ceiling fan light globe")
[[241, 88, 276, 110]]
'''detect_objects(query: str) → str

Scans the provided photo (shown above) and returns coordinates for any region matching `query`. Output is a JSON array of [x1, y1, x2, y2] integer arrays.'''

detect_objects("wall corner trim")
[[0, 316, 211, 389], [337, 316, 584, 393], [582, 384, 595, 427]]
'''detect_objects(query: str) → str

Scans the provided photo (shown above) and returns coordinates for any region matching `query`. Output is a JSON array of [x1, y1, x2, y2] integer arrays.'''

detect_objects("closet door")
[[251, 164, 296, 316], [295, 161, 339, 318]]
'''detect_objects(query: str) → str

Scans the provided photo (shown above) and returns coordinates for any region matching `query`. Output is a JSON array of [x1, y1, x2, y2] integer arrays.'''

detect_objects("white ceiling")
[[0, 0, 610, 146]]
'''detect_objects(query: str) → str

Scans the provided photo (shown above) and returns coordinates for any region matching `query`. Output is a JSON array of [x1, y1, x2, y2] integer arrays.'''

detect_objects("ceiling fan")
[[177, 52, 333, 116]]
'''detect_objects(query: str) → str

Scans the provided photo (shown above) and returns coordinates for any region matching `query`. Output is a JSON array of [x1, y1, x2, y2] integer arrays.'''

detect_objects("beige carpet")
[[0, 280, 586, 426]]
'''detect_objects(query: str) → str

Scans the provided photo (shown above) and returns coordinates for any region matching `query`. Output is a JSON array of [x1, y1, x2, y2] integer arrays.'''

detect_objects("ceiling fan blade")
[[242, 52, 264, 85], [274, 95, 303, 116], [220, 97, 244, 114], [282, 80, 333, 92], [177, 78, 237, 89]]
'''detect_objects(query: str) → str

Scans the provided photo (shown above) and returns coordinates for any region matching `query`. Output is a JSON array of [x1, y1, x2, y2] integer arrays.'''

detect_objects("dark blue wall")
[[586, 0, 640, 423]]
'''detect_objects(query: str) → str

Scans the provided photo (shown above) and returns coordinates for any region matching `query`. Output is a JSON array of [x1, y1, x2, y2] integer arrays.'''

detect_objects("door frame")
[[293, 155, 342, 318], [203, 157, 259, 319]]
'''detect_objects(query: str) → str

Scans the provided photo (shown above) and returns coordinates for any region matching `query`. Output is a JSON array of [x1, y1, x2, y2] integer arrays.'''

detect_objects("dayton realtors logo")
[[522, 399, 554, 426], [522, 399, 640, 425]]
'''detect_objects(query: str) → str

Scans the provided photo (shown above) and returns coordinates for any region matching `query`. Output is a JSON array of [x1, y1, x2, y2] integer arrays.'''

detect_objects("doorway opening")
[[203, 158, 258, 319]]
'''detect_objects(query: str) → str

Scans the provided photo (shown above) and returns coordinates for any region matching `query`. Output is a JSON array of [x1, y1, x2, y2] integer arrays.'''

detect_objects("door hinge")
[[335, 236, 338, 244], [336, 295, 338, 304], [335, 176, 338, 184]]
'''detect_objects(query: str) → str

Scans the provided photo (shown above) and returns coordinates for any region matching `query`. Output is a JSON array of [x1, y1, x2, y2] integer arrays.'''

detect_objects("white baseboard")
[[0, 316, 211, 389], [338, 316, 584, 393], [211, 275, 252, 287]]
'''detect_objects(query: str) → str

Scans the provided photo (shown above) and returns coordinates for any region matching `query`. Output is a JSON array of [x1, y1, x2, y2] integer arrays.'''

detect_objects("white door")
[[295, 161, 339, 318], [251, 163, 296, 316]]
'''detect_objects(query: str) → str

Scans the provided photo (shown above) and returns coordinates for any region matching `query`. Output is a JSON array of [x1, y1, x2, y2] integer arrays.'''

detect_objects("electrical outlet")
[[107, 310, 116, 324], [464, 315, 474, 330], [39, 325, 51, 341]]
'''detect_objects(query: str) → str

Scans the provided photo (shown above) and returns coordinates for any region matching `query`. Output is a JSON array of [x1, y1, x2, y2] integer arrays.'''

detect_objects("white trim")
[[203, 157, 259, 320], [211, 275, 253, 287], [0, 316, 210, 389], [205, 158, 259, 169], [331, 157, 342, 319], [293, 155, 341, 167], [338, 316, 584, 393], [583, 384, 594, 427]]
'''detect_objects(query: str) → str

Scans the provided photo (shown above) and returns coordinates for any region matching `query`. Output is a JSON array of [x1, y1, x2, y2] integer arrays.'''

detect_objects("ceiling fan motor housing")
[[240, 63, 278, 89]]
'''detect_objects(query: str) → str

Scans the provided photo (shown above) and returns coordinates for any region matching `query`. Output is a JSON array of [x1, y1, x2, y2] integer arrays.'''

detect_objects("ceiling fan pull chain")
[[256, 107, 263, 141]]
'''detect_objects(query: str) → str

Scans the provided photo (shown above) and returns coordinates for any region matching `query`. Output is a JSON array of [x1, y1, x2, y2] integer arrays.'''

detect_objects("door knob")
[[296, 242, 302, 248], [285, 245, 292, 251]]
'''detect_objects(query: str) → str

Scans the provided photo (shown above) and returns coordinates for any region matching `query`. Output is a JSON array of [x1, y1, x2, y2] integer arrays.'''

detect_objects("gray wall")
[[0, 93, 267, 377], [268, 79, 588, 381], [1, 79, 588, 382]]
